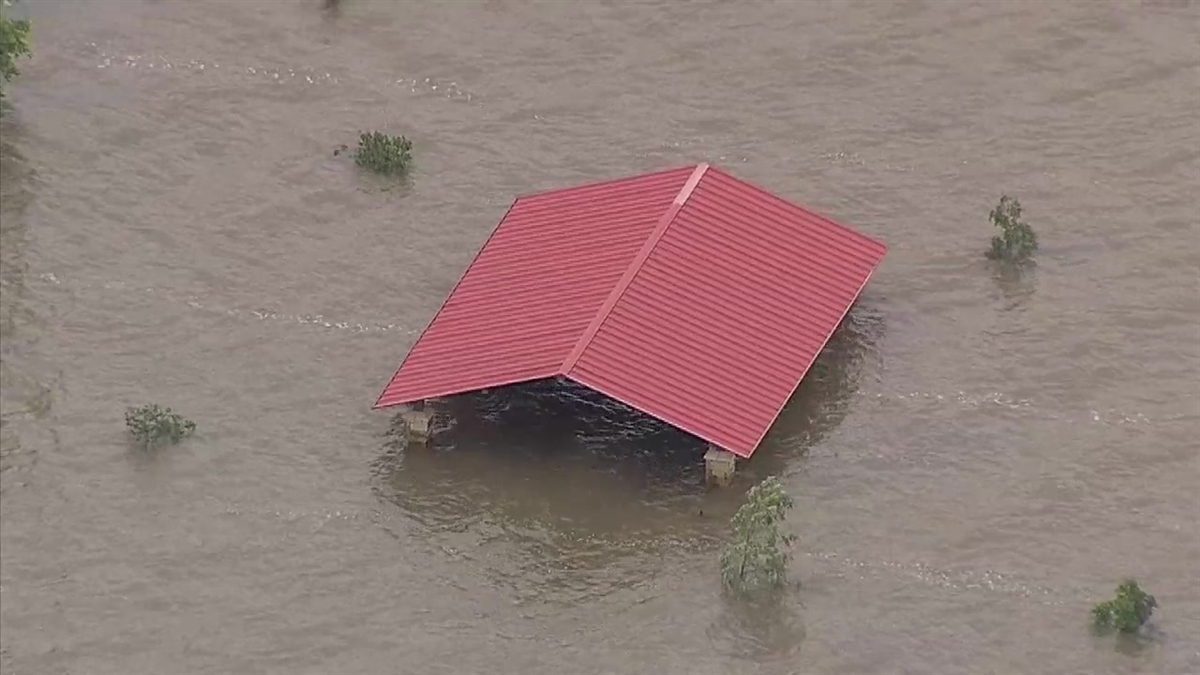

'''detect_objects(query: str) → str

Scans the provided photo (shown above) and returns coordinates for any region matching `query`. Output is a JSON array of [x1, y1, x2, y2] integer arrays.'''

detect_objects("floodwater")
[[1, 0, 1198, 673]]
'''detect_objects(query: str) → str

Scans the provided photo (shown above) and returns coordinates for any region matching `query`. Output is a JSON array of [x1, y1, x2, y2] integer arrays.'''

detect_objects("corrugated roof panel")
[[374, 165, 695, 407], [566, 166, 886, 457]]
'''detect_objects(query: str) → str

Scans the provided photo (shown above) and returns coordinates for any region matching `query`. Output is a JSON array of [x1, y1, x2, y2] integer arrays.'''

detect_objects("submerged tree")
[[986, 195, 1038, 262], [0, 1, 31, 102], [124, 404, 196, 449], [1092, 579, 1158, 633], [354, 131, 413, 175], [720, 476, 796, 593]]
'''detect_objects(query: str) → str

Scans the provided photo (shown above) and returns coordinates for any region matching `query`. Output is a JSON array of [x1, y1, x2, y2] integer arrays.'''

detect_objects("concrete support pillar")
[[705, 445, 737, 487], [401, 402, 435, 445]]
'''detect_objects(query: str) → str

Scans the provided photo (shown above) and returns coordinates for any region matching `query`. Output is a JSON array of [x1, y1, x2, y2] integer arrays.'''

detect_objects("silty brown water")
[[1, 1, 1197, 673]]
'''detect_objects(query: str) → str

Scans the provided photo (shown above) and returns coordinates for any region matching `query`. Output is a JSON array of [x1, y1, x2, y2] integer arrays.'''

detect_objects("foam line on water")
[[819, 150, 916, 173], [853, 387, 1152, 427], [37, 273, 415, 335], [203, 499, 1073, 606], [35, 272, 1152, 425], [807, 550, 1068, 605], [84, 43, 480, 103]]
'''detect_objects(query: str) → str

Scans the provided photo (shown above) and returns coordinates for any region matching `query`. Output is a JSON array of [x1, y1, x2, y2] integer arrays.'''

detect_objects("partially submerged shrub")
[[1092, 579, 1157, 633], [124, 403, 196, 449], [986, 195, 1038, 262], [0, 2, 32, 101], [720, 476, 796, 593], [354, 131, 412, 175]]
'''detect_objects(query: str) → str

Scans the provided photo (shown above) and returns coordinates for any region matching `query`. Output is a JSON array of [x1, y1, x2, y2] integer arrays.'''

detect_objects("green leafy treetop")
[[0, 1, 31, 100], [124, 404, 196, 449], [720, 476, 797, 593], [987, 195, 1038, 262], [1092, 579, 1157, 633], [354, 131, 413, 175]]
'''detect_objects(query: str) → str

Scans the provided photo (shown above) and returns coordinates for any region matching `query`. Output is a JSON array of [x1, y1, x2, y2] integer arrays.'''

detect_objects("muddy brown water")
[[1, 1, 1198, 673]]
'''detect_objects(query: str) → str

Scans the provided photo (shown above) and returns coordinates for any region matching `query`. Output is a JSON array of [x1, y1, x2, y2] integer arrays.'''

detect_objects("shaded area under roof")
[[375, 163, 886, 458]]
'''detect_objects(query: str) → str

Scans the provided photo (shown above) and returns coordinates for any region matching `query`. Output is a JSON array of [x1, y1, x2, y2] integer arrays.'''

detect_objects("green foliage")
[[354, 131, 412, 175], [0, 1, 31, 100], [986, 195, 1038, 262], [1092, 580, 1157, 633], [720, 476, 796, 593], [124, 403, 196, 449]]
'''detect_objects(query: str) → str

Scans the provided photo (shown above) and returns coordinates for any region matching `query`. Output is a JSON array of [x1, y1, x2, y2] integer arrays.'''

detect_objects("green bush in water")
[[986, 195, 1038, 262], [354, 131, 413, 175], [1092, 579, 1157, 633], [720, 476, 796, 593], [0, 1, 32, 102], [125, 403, 196, 449]]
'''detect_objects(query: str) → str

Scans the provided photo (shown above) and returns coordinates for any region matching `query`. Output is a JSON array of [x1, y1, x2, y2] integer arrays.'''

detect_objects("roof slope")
[[373, 165, 696, 407], [376, 163, 886, 458], [565, 167, 885, 456]]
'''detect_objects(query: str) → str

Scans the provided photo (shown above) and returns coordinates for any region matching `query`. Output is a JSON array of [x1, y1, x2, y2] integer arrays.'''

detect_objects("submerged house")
[[374, 163, 886, 485]]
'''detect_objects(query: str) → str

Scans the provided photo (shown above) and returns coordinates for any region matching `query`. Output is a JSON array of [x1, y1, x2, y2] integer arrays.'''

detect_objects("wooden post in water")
[[705, 445, 737, 487], [402, 399, 434, 445]]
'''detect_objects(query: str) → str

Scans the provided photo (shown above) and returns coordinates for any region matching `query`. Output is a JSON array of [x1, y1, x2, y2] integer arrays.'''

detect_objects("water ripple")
[[34, 271, 1153, 426], [855, 387, 1153, 427], [85, 43, 480, 103], [37, 272, 414, 335], [808, 550, 1066, 605]]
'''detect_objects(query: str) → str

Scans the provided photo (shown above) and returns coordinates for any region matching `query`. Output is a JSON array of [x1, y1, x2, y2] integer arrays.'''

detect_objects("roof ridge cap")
[[557, 162, 710, 375]]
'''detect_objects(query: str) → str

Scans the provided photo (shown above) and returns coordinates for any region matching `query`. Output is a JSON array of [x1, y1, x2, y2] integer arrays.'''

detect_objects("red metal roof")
[[372, 165, 696, 406], [375, 163, 886, 458]]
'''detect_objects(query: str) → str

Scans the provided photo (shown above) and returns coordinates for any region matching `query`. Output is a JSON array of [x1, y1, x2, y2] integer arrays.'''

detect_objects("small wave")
[[85, 43, 480, 103], [633, 137, 704, 159], [217, 503, 371, 525], [245, 307, 412, 334], [395, 76, 476, 103], [36, 273, 414, 335], [808, 550, 1064, 604], [91, 47, 339, 85], [859, 388, 1036, 410], [32, 274, 1154, 427], [632, 138, 752, 163], [224, 500, 1070, 607], [819, 150, 914, 173], [856, 387, 1152, 427], [820, 150, 866, 167]]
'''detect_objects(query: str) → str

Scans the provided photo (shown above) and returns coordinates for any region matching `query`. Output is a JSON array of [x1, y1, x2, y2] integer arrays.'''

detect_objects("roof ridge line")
[[558, 162, 710, 376]]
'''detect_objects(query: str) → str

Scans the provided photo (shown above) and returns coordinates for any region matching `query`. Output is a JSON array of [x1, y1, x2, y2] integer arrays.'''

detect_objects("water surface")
[[1, 1, 1198, 673]]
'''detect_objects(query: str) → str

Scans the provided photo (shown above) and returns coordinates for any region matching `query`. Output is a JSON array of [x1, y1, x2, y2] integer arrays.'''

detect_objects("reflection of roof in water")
[[376, 163, 886, 458]]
